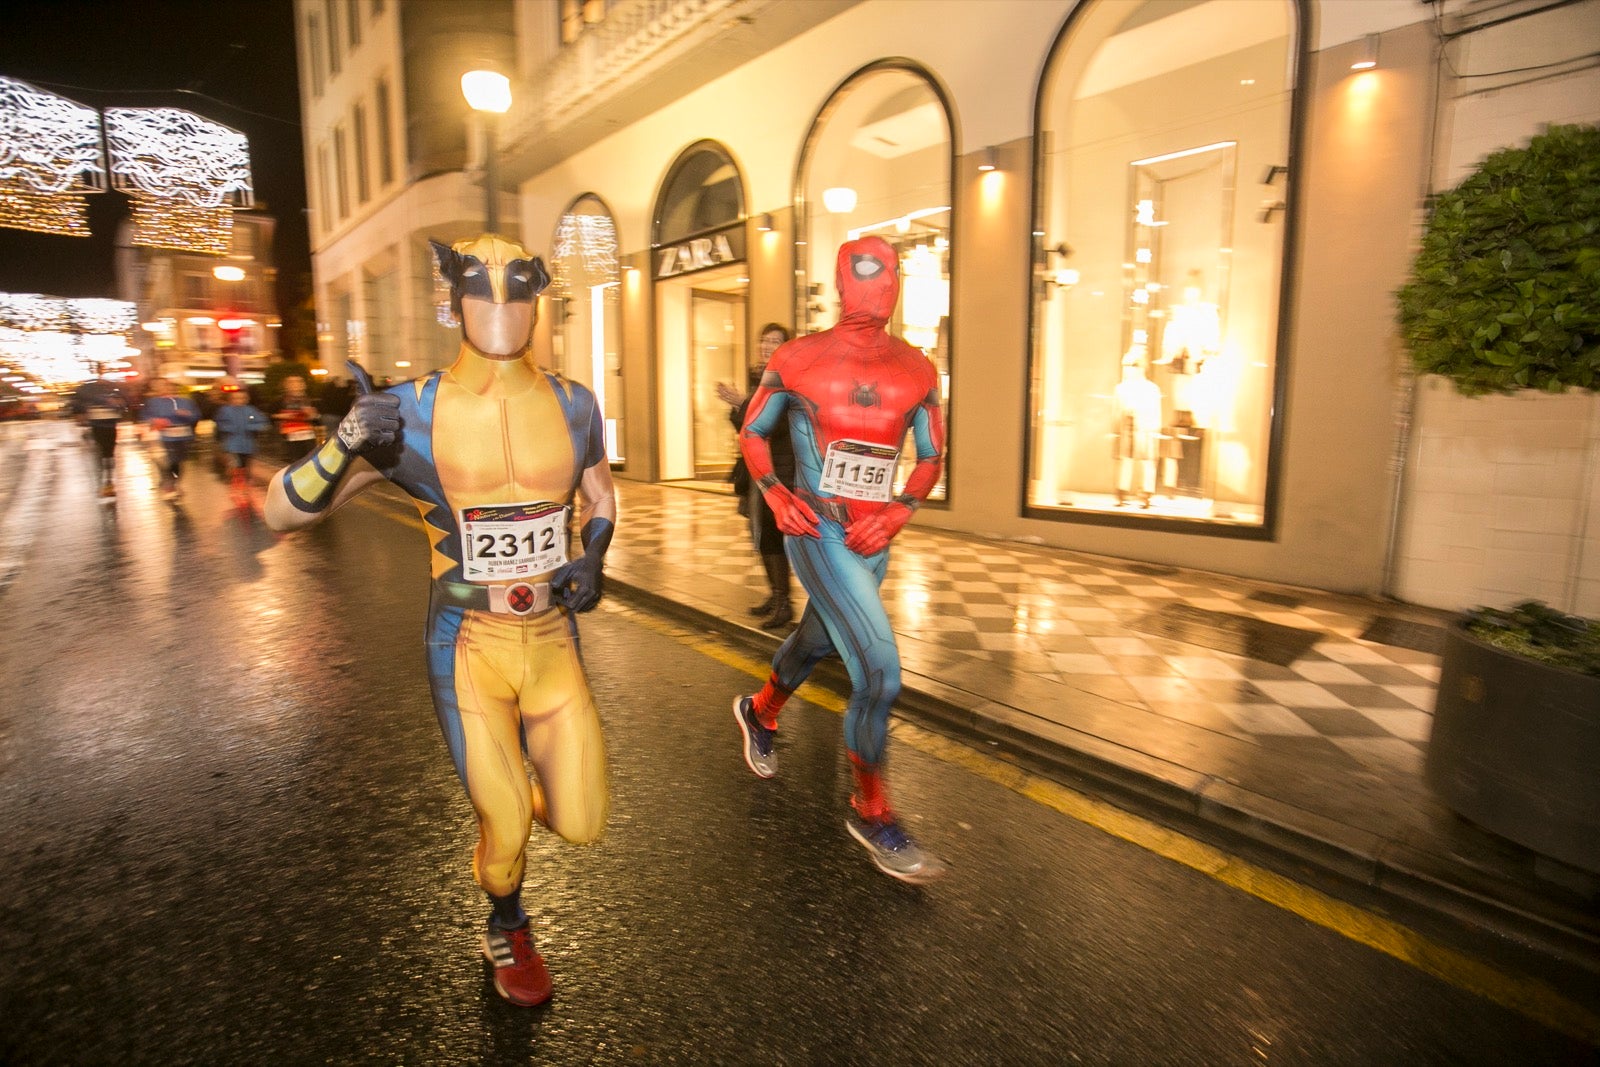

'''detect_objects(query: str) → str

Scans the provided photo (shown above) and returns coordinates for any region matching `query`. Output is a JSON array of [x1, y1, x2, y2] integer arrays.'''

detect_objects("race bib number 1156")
[[459, 500, 569, 581], [818, 439, 898, 502]]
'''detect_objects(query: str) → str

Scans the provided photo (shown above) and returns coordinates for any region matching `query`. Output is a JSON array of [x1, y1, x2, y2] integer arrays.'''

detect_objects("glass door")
[[690, 287, 745, 479]]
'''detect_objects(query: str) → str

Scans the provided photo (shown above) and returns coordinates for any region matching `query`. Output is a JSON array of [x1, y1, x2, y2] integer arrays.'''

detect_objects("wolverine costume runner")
[[264, 234, 615, 1006]]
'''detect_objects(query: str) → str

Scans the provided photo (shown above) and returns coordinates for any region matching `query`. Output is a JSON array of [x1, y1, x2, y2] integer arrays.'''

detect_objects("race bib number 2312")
[[459, 500, 569, 581]]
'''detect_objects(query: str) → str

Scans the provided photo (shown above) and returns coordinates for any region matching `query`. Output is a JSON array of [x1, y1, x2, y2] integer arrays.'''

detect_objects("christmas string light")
[[0, 76, 106, 237], [105, 107, 253, 254]]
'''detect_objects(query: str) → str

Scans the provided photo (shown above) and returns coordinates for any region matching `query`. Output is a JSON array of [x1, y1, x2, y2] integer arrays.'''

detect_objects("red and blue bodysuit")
[[739, 236, 946, 847]]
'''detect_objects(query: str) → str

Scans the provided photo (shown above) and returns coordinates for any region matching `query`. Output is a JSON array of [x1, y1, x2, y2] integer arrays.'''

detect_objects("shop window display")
[[797, 65, 952, 503], [1029, 0, 1296, 531], [551, 194, 625, 463]]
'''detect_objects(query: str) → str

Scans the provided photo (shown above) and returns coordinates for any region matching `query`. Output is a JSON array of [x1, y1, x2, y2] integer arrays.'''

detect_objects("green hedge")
[[1397, 124, 1600, 396]]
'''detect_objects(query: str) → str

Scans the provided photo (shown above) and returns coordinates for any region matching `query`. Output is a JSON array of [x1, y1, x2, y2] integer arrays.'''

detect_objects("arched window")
[[551, 193, 624, 463], [652, 142, 750, 481], [654, 141, 744, 246], [1027, 0, 1300, 533], [796, 63, 953, 503]]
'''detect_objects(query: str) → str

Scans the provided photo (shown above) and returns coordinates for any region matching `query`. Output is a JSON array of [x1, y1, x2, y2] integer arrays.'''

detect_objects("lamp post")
[[461, 70, 511, 234]]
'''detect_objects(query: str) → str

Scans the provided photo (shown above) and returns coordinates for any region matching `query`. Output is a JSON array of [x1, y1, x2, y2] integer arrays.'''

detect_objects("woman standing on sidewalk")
[[718, 322, 795, 629]]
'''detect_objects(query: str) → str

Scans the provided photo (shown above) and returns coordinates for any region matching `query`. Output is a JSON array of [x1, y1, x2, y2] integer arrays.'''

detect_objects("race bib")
[[459, 500, 570, 582], [159, 425, 193, 440], [285, 428, 315, 442], [818, 439, 898, 502], [87, 406, 118, 421]]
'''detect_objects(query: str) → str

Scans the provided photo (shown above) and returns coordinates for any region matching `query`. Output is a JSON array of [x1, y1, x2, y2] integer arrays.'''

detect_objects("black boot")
[[761, 599, 794, 630], [755, 552, 789, 618]]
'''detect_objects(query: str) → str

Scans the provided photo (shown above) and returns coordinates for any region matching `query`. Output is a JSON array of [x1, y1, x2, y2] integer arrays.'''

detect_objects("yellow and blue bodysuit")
[[266, 235, 614, 909]]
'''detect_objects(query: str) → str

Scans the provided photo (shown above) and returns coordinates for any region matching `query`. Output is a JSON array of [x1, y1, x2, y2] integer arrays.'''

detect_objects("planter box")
[[1427, 622, 1600, 874]]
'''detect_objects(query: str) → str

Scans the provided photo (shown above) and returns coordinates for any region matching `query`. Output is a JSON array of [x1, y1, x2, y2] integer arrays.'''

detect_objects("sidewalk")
[[604, 480, 1599, 979]]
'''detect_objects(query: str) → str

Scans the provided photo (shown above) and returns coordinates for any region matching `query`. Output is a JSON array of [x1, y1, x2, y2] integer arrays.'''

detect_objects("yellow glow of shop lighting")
[[1350, 33, 1379, 71], [847, 205, 950, 242], [213, 264, 246, 281], [822, 187, 857, 214], [1131, 141, 1237, 168], [105, 107, 253, 254], [0, 77, 107, 237]]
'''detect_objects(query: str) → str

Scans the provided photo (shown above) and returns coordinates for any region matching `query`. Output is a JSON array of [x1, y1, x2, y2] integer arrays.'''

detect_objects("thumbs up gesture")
[[335, 360, 401, 454]]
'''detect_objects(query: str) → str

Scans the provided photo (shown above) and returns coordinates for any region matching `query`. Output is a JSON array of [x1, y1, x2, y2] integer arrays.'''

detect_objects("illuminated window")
[[1027, 0, 1298, 533], [797, 63, 953, 503], [551, 194, 625, 463]]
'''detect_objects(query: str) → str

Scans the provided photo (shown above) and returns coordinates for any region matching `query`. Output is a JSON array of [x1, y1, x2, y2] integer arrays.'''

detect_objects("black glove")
[[336, 360, 400, 454], [552, 516, 613, 612]]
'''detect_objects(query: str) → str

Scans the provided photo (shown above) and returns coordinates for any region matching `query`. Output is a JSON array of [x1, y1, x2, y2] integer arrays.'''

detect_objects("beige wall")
[[500, 1, 1483, 594], [1389, 0, 1600, 616]]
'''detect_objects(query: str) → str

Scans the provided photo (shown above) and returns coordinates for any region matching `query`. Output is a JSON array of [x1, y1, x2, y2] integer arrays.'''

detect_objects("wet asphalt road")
[[0, 421, 1594, 1066]]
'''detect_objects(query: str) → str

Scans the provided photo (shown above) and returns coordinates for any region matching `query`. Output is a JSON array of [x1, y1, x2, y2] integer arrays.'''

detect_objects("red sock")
[[750, 672, 790, 730], [849, 753, 891, 820]]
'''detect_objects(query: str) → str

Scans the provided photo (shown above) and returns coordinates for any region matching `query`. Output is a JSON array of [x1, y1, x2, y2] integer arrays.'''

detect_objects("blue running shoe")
[[846, 811, 947, 884], [733, 695, 776, 778]]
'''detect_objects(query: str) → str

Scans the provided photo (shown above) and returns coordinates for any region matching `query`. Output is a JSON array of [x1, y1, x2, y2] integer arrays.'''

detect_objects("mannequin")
[[1112, 343, 1162, 507], [1158, 276, 1220, 496]]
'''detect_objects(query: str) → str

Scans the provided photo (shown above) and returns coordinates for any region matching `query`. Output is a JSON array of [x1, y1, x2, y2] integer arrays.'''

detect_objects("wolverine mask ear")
[[430, 238, 466, 319]]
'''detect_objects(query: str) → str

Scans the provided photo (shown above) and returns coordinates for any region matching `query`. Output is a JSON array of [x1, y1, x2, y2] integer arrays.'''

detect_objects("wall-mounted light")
[[1350, 33, 1379, 71], [212, 264, 245, 281], [756, 212, 774, 232], [822, 186, 857, 214], [977, 146, 998, 173]]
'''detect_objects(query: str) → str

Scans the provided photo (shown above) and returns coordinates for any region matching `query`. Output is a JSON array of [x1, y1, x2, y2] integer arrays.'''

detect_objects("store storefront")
[[550, 193, 625, 464], [1026, 0, 1299, 536], [652, 140, 749, 482]]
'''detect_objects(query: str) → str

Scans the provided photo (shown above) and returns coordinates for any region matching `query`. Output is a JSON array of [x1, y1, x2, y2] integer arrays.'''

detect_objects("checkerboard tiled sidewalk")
[[607, 481, 1450, 785]]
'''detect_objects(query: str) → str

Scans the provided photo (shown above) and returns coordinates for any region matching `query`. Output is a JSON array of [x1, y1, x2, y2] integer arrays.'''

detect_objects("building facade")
[[118, 211, 281, 386], [293, 0, 1600, 609]]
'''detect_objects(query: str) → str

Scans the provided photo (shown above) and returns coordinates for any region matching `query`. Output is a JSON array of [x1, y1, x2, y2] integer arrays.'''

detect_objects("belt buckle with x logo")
[[505, 582, 538, 615]]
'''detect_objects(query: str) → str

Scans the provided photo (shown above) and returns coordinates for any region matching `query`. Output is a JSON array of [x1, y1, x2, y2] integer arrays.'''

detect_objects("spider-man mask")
[[835, 236, 899, 328]]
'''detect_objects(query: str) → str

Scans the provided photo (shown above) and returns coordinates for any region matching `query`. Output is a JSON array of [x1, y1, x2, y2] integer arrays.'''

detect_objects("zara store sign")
[[655, 224, 746, 280]]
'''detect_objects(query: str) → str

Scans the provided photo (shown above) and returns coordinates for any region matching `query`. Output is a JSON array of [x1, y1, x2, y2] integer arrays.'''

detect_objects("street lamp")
[[461, 69, 511, 234]]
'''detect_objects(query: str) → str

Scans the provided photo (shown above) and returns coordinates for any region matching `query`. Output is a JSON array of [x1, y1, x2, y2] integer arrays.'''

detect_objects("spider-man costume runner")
[[734, 235, 948, 884]]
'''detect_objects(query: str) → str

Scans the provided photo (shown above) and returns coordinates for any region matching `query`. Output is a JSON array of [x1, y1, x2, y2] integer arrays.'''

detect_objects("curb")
[[607, 576, 1600, 985]]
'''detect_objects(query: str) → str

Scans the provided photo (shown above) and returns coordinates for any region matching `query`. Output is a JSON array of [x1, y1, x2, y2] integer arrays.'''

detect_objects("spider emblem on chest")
[[850, 380, 880, 408]]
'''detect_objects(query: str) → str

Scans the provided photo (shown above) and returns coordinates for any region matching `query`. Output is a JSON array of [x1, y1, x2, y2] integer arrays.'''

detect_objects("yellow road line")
[[615, 603, 1600, 1046], [358, 498, 1600, 1045]]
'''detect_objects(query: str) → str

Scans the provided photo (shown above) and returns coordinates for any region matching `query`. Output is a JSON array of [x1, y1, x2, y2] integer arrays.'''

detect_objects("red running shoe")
[[481, 920, 552, 1006]]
